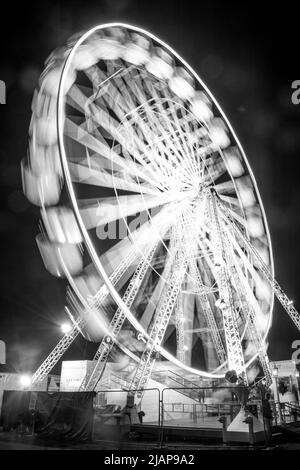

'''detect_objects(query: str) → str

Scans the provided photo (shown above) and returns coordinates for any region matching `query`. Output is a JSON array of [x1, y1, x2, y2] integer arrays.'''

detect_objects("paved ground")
[[0, 431, 299, 450]]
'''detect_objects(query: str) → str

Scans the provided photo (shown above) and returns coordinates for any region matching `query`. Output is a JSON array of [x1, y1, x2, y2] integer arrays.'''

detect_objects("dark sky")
[[0, 0, 300, 374]]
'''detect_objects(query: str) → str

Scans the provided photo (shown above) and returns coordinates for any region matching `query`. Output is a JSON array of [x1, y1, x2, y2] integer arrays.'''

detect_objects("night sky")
[[0, 0, 300, 374]]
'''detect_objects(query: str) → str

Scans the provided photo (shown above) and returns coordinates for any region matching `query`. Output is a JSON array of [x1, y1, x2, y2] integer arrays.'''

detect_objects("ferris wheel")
[[22, 23, 300, 393]]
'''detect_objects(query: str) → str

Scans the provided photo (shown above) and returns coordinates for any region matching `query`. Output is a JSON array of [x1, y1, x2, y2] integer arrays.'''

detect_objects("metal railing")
[[271, 400, 300, 425], [3, 384, 300, 448]]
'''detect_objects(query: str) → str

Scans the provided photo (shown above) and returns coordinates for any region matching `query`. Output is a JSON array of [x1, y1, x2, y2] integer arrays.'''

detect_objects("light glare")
[[20, 374, 32, 388], [61, 322, 72, 334]]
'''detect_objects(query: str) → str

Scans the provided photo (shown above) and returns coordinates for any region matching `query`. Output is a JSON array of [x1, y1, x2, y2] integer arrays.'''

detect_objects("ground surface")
[[0, 431, 299, 451]]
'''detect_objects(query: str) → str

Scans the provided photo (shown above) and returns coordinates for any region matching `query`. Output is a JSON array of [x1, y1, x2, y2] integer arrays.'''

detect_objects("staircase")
[[104, 368, 201, 401], [109, 372, 132, 390], [151, 370, 200, 401]]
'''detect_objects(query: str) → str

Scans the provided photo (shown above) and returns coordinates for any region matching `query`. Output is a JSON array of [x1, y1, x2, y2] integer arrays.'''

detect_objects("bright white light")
[[247, 215, 264, 237], [36, 236, 83, 278], [255, 278, 271, 302], [272, 365, 278, 377], [35, 116, 57, 146], [209, 120, 230, 149], [61, 322, 72, 334], [91, 39, 122, 61], [146, 56, 173, 79], [19, 375, 32, 388], [215, 298, 226, 310], [254, 310, 269, 332], [183, 345, 189, 351], [42, 207, 82, 244], [226, 152, 244, 177], [21, 160, 62, 207], [123, 43, 149, 65], [169, 75, 194, 99], [191, 92, 213, 122], [72, 45, 99, 70], [237, 182, 256, 208], [28, 142, 62, 177], [42, 66, 76, 97]]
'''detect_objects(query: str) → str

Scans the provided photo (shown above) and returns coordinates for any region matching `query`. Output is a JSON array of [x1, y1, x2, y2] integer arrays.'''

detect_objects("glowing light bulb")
[[19, 374, 32, 388], [61, 322, 72, 334]]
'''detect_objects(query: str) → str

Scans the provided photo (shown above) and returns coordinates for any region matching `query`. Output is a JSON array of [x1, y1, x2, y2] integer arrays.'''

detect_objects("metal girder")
[[174, 292, 185, 363], [129, 212, 198, 396], [189, 260, 227, 364], [31, 317, 84, 384], [220, 202, 300, 333], [31, 247, 140, 384], [229, 264, 273, 387], [207, 190, 247, 381], [171, 224, 186, 363], [92, 246, 139, 308], [79, 240, 159, 391]]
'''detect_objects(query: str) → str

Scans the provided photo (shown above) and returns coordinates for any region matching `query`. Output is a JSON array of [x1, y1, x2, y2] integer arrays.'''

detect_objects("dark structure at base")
[[1, 390, 95, 442]]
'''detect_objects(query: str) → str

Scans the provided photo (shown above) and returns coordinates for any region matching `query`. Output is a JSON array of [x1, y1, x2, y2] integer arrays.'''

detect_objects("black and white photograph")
[[0, 0, 300, 457]]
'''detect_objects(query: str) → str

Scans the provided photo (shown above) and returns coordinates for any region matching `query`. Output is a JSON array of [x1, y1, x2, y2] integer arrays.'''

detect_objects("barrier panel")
[[160, 386, 242, 444], [2, 385, 300, 447], [93, 388, 161, 446], [1, 390, 95, 441]]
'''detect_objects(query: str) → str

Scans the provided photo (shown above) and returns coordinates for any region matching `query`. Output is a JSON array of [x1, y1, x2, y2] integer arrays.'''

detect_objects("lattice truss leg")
[[80, 240, 159, 391], [219, 200, 300, 332], [188, 259, 227, 365], [31, 201, 175, 386], [230, 264, 273, 387], [128, 208, 203, 396], [207, 191, 248, 382], [171, 224, 186, 364], [174, 293, 185, 363], [31, 245, 142, 385], [216, 196, 300, 386], [213, 203, 273, 386]]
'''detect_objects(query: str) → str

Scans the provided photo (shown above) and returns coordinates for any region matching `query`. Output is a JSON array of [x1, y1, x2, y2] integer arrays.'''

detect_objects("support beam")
[[31, 317, 83, 384], [230, 264, 273, 387], [174, 292, 185, 363], [207, 190, 247, 381], [80, 240, 159, 391], [220, 202, 300, 332], [31, 246, 141, 384], [189, 260, 226, 364], [129, 211, 199, 396]]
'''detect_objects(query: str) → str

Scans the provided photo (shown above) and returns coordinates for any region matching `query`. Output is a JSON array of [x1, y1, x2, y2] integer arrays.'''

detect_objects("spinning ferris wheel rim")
[[57, 22, 274, 378]]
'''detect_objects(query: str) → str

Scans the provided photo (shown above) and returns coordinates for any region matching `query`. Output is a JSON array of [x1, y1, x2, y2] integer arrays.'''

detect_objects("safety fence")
[[1, 386, 300, 447], [91, 385, 300, 446]]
